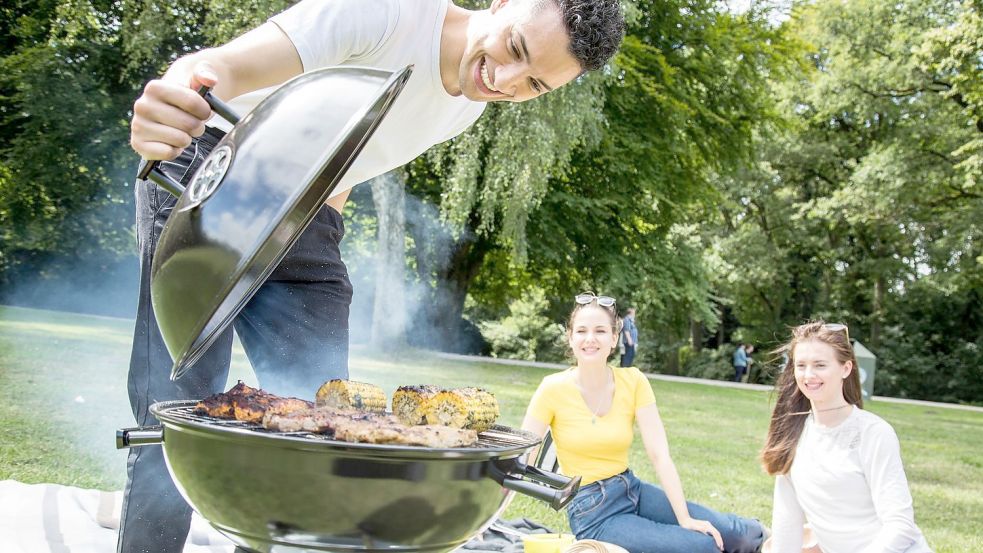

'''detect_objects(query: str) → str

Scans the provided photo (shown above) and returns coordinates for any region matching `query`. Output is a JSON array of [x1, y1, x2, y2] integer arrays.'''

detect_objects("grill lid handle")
[[488, 459, 581, 511], [136, 85, 241, 197]]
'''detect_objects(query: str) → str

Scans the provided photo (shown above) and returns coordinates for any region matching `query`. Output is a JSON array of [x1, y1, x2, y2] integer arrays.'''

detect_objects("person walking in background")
[[744, 344, 756, 383], [732, 343, 748, 382], [522, 293, 767, 553], [616, 314, 626, 359], [760, 322, 931, 553], [620, 307, 638, 367]]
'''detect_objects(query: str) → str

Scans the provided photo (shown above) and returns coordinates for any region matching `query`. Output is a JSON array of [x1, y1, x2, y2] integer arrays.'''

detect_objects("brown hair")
[[760, 321, 864, 475]]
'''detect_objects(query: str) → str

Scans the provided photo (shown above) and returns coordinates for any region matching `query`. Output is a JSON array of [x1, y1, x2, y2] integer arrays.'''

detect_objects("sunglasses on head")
[[823, 322, 850, 342], [575, 292, 616, 308]]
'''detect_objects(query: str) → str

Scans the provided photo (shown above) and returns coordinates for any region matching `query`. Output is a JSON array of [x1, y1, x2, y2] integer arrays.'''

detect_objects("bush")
[[679, 346, 735, 381], [479, 289, 566, 362], [875, 325, 983, 405]]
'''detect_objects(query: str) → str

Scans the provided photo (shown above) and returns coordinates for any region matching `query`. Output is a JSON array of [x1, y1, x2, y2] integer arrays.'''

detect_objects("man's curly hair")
[[546, 0, 625, 72]]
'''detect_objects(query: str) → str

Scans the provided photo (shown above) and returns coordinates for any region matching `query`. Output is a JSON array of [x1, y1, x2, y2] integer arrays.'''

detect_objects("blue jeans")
[[566, 470, 765, 553], [620, 344, 636, 367]]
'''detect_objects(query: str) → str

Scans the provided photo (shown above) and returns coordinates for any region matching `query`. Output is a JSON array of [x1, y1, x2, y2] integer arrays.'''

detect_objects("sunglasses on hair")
[[823, 323, 850, 342], [575, 292, 616, 308]]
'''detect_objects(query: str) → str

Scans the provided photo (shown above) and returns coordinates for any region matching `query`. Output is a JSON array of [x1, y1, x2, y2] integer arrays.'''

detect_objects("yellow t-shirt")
[[527, 366, 656, 485]]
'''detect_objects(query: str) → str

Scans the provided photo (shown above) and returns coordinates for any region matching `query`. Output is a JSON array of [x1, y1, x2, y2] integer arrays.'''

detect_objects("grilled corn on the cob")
[[392, 385, 441, 425], [315, 379, 387, 412], [426, 387, 499, 432]]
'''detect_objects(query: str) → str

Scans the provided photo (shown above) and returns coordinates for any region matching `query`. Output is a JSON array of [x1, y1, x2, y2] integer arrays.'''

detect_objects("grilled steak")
[[262, 407, 353, 433], [263, 406, 478, 447], [196, 392, 236, 418], [195, 381, 312, 423], [334, 416, 477, 447]]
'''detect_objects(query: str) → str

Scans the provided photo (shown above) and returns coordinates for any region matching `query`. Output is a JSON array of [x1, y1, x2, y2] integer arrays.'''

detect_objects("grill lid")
[[149, 66, 413, 381]]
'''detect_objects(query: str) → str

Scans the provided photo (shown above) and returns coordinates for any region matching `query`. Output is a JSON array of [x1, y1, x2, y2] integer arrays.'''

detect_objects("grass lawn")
[[1, 305, 981, 551]]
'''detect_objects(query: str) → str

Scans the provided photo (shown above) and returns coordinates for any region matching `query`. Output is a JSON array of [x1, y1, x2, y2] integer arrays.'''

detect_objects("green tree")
[[0, 0, 290, 297], [1, 0, 136, 290], [404, 1, 792, 359], [704, 0, 982, 400]]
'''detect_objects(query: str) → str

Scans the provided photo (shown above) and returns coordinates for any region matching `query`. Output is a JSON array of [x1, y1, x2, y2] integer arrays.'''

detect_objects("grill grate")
[[158, 404, 537, 450]]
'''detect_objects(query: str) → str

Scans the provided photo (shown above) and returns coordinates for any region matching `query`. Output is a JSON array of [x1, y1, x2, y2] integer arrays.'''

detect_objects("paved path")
[[434, 352, 983, 413]]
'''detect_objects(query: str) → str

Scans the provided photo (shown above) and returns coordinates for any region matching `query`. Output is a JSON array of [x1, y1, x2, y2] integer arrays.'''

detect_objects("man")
[[619, 306, 637, 367], [121, 1, 625, 552], [733, 343, 748, 382]]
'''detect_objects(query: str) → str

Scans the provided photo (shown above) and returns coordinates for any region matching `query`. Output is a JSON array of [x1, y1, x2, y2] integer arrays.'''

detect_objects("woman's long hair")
[[761, 321, 864, 475]]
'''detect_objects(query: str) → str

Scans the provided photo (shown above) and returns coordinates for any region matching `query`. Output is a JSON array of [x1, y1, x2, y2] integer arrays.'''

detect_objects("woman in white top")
[[760, 322, 932, 553]]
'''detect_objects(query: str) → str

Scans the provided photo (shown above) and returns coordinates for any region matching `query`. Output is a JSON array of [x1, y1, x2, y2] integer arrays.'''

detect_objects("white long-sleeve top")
[[771, 406, 932, 553]]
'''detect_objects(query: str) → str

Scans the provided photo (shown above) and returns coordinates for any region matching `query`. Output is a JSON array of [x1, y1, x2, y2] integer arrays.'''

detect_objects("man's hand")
[[130, 61, 218, 161]]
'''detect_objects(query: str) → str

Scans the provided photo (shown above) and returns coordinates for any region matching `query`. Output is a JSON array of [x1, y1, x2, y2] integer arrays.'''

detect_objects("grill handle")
[[116, 425, 164, 449], [136, 85, 241, 197], [488, 458, 581, 511]]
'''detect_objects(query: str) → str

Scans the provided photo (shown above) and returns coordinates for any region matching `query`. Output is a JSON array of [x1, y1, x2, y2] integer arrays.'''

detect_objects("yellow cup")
[[522, 533, 575, 553]]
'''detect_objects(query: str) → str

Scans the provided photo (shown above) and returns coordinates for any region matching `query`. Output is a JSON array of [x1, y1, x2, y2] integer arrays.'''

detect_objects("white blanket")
[[0, 480, 234, 553]]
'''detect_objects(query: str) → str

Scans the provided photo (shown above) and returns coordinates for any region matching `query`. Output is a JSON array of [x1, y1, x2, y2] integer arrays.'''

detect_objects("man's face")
[[459, 0, 582, 103]]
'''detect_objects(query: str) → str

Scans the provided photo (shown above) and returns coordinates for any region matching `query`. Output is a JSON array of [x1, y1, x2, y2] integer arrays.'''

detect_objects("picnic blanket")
[[0, 480, 556, 553], [0, 480, 234, 553]]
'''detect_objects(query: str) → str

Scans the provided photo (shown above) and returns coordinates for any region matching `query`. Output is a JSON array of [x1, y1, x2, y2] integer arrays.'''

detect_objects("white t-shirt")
[[210, 0, 486, 197], [771, 407, 932, 553]]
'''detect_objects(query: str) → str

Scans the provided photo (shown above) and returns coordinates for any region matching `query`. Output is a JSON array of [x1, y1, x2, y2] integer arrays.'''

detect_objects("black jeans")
[[117, 128, 353, 553]]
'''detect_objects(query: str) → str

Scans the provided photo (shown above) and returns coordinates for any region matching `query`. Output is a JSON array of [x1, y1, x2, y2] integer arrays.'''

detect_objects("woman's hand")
[[679, 517, 723, 551]]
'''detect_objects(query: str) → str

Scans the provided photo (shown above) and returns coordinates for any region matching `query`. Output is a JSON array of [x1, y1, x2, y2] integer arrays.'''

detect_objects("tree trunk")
[[871, 275, 885, 349], [402, 199, 495, 353], [665, 327, 680, 375], [690, 319, 703, 353], [428, 231, 494, 352], [369, 171, 408, 350]]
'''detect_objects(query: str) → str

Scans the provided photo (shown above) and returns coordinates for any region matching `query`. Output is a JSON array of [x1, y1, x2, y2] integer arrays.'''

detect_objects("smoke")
[[0, 210, 139, 319], [0, 167, 140, 487], [342, 183, 484, 353]]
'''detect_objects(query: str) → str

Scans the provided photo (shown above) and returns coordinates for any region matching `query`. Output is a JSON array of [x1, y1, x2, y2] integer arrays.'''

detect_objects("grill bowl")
[[119, 401, 574, 553]]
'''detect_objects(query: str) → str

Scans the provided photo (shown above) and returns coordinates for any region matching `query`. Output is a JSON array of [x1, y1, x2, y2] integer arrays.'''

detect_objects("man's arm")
[[131, 23, 303, 161]]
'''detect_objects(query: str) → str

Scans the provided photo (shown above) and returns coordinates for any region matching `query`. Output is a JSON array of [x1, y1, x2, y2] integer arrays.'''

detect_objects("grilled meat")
[[197, 381, 482, 447], [234, 395, 313, 423], [334, 415, 477, 447], [262, 407, 349, 433], [195, 392, 236, 418], [194, 381, 257, 418], [195, 381, 312, 423], [316, 379, 387, 412], [263, 406, 478, 447]]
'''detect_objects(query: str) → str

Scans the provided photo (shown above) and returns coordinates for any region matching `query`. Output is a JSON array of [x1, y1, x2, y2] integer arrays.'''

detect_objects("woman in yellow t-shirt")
[[522, 293, 766, 553]]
